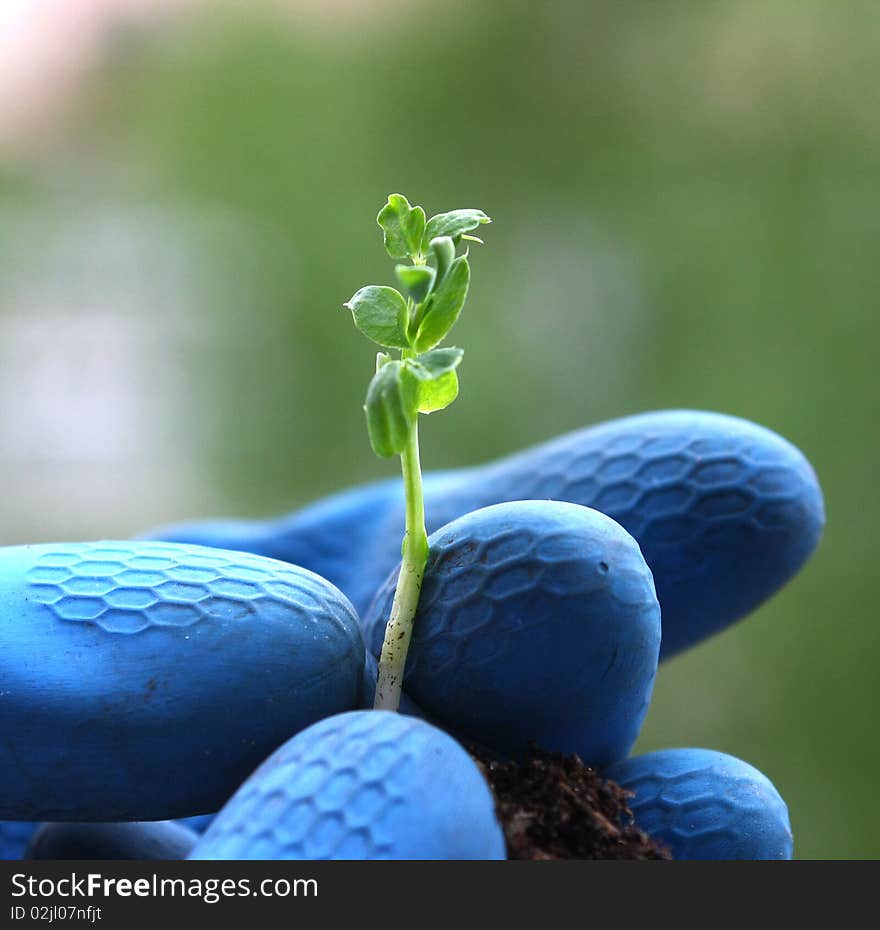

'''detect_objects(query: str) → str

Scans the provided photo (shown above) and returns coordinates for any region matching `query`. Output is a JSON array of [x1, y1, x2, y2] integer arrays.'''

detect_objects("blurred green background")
[[0, 0, 874, 858]]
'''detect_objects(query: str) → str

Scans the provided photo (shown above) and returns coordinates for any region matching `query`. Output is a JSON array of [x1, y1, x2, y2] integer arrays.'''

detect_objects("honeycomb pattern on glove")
[[196, 712, 417, 859], [191, 710, 505, 860], [415, 411, 825, 656], [607, 749, 793, 860], [367, 502, 657, 682], [146, 410, 824, 657], [490, 415, 814, 546], [1, 540, 364, 824], [26, 541, 349, 636], [364, 502, 660, 766]]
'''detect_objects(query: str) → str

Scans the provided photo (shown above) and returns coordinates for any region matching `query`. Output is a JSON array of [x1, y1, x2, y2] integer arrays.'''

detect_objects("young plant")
[[344, 193, 491, 711]]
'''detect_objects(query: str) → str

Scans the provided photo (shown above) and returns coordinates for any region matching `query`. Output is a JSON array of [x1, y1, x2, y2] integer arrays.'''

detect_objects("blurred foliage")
[[0, 0, 877, 857]]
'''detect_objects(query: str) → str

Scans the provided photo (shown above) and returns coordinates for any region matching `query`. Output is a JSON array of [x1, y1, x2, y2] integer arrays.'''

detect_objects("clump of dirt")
[[472, 746, 670, 860]]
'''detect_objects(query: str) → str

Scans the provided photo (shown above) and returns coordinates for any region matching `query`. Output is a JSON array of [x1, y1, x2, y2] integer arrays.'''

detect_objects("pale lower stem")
[[373, 421, 428, 711]]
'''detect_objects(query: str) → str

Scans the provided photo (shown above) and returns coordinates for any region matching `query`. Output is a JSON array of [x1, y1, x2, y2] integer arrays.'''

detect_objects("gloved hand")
[[1, 409, 822, 859], [191, 710, 507, 861], [171, 409, 822, 860], [147, 409, 824, 658], [0, 541, 364, 826], [25, 820, 198, 861]]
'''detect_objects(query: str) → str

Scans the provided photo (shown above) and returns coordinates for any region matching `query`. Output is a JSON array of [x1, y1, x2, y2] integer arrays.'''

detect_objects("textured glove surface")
[[190, 710, 506, 860], [0, 541, 364, 821], [147, 410, 824, 657]]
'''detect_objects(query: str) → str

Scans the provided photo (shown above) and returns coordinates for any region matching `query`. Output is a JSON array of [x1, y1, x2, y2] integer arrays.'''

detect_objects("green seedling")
[[344, 193, 491, 711]]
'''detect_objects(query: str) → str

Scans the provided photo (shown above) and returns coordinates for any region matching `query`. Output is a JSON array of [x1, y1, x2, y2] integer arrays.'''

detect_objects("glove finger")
[[364, 501, 660, 767], [145, 409, 824, 658], [189, 710, 505, 860], [25, 821, 198, 860], [605, 748, 793, 860], [142, 477, 408, 617], [0, 541, 363, 822]]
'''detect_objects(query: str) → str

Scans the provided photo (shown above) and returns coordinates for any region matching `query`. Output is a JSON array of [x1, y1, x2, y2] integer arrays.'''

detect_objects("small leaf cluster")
[[344, 194, 490, 458]]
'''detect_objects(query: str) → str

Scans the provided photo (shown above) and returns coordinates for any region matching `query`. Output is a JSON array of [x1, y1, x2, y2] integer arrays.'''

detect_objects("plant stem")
[[373, 419, 429, 711]]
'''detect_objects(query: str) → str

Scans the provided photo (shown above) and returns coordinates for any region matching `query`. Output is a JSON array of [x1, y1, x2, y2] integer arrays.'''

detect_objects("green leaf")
[[377, 194, 426, 260], [344, 285, 409, 348], [415, 369, 458, 413], [395, 264, 435, 303], [422, 209, 490, 251], [410, 346, 464, 378], [412, 256, 470, 353], [428, 236, 455, 285], [364, 361, 418, 457], [405, 347, 463, 414]]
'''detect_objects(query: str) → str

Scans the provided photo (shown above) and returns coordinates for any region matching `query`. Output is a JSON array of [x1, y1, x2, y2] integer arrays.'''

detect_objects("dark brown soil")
[[472, 745, 670, 860]]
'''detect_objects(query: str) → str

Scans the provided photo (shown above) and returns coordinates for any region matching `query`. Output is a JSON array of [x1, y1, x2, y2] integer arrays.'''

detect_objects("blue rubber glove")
[[26, 820, 198, 861], [174, 409, 819, 860], [146, 409, 824, 659], [1, 410, 819, 859], [363, 500, 661, 767], [0, 541, 364, 824], [190, 710, 506, 860], [606, 749, 793, 860], [356, 501, 795, 859]]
